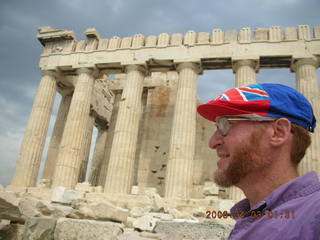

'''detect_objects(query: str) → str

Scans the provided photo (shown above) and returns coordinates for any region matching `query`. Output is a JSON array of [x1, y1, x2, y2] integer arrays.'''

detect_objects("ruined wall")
[[98, 72, 218, 197]]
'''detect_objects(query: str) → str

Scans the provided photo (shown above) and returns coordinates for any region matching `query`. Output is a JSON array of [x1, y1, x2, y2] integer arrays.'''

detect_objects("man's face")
[[209, 120, 271, 187]]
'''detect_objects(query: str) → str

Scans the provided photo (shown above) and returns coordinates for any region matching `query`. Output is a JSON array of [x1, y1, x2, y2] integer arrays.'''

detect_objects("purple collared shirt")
[[228, 172, 320, 240]]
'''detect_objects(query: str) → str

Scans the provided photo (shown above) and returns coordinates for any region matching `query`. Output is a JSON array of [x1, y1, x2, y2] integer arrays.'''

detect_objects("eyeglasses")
[[215, 116, 275, 136]]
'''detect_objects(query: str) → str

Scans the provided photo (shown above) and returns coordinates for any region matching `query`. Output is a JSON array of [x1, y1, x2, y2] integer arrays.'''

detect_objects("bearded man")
[[197, 83, 320, 240]]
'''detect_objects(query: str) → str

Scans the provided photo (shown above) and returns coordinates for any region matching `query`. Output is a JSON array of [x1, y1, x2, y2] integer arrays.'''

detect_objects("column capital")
[[76, 67, 100, 78], [41, 70, 58, 78], [176, 62, 202, 74], [124, 64, 147, 74], [291, 56, 319, 72], [232, 59, 259, 73]]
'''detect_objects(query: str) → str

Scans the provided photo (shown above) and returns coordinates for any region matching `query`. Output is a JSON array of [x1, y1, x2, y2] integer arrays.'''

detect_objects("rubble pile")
[[0, 183, 234, 240]]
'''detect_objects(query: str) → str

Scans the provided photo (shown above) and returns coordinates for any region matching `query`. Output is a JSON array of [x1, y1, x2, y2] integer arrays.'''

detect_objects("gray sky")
[[0, 0, 319, 186]]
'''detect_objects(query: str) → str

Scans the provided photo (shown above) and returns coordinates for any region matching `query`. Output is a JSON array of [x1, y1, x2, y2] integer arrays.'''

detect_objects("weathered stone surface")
[[117, 228, 157, 240], [77, 201, 129, 223], [18, 198, 41, 218], [75, 182, 92, 193], [151, 194, 165, 212], [130, 207, 150, 218], [133, 215, 158, 232], [149, 213, 173, 221], [0, 192, 24, 222], [192, 207, 206, 218], [0, 224, 25, 240], [203, 181, 219, 196], [167, 208, 194, 220], [154, 221, 233, 240], [51, 187, 76, 204], [26, 187, 53, 200], [0, 220, 10, 230], [22, 217, 56, 240], [139, 231, 162, 239], [37, 201, 73, 218], [54, 218, 123, 240], [0, 185, 4, 192]]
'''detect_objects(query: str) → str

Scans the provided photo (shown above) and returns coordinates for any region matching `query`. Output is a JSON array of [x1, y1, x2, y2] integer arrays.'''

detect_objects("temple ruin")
[[9, 25, 320, 203]]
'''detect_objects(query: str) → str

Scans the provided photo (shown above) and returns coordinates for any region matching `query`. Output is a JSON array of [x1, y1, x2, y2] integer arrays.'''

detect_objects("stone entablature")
[[37, 25, 320, 72]]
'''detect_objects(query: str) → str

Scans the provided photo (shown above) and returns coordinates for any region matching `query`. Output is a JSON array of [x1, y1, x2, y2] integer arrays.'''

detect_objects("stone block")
[[192, 207, 206, 218], [145, 35, 157, 47], [5, 185, 27, 193], [139, 231, 162, 239], [51, 187, 76, 205], [37, 201, 73, 218], [22, 217, 56, 240], [0, 220, 10, 234], [133, 215, 158, 232], [154, 221, 233, 240], [255, 28, 268, 41], [284, 27, 298, 40], [54, 218, 123, 240], [167, 208, 194, 220], [218, 200, 236, 212], [130, 207, 150, 218], [93, 186, 103, 193], [131, 186, 139, 195], [36, 179, 51, 188], [0, 223, 25, 240], [78, 201, 129, 223], [18, 198, 41, 218], [150, 213, 173, 221], [26, 187, 53, 200], [125, 217, 135, 228], [75, 182, 92, 192], [224, 30, 237, 42], [203, 181, 219, 196], [0, 192, 24, 222], [151, 194, 165, 212]]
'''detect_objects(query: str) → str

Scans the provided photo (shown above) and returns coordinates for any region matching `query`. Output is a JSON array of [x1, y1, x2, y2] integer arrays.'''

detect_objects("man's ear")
[[270, 118, 292, 146]]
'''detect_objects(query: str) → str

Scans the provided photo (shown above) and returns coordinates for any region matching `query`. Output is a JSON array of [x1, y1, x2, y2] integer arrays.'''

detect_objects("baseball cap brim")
[[197, 100, 270, 122]]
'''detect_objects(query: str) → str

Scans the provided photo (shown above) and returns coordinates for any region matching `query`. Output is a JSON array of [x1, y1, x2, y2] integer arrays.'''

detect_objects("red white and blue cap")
[[197, 83, 316, 132]]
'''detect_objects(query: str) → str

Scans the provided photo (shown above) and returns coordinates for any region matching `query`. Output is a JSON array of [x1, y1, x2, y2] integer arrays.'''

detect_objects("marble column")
[[11, 70, 57, 187], [233, 60, 258, 87], [42, 93, 72, 184], [229, 59, 258, 200], [293, 57, 320, 175], [89, 125, 108, 186], [52, 68, 95, 189], [104, 65, 145, 194], [164, 62, 199, 199], [78, 114, 95, 182]]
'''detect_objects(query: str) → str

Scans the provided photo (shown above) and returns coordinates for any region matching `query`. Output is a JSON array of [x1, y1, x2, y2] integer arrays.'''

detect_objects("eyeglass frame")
[[214, 115, 276, 136]]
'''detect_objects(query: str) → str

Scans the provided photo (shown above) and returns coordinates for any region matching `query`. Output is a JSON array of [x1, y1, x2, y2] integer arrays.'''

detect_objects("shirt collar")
[[230, 171, 320, 218]]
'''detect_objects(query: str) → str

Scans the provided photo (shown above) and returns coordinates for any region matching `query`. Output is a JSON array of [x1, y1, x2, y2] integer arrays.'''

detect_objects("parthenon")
[[9, 25, 320, 202]]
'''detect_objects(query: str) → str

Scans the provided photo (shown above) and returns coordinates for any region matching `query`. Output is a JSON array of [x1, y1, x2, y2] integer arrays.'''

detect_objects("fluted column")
[[52, 68, 95, 189], [104, 65, 145, 194], [229, 59, 257, 200], [78, 114, 95, 182], [164, 62, 199, 199], [89, 125, 108, 186], [233, 59, 258, 87], [11, 70, 57, 187], [42, 93, 72, 183], [293, 57, 320, 175]]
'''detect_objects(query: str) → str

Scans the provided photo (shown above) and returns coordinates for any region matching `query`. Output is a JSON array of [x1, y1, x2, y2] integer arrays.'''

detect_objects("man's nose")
[[209, 130, 223, 149]]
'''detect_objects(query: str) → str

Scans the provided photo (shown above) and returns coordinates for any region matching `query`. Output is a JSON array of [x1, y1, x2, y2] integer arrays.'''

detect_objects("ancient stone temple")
[[9, 25, 320, 203], [2, 24, 320, 240]]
